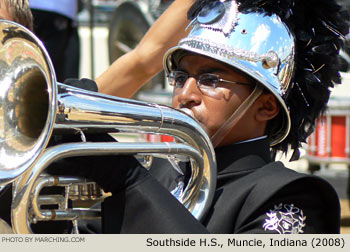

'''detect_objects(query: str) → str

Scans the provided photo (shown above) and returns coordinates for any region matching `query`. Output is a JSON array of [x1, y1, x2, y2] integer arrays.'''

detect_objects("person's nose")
[[176, 77, 202, 106]]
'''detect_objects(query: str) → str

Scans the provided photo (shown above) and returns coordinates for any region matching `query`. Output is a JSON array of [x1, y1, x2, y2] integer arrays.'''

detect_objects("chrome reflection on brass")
[[13, 141, 208, 233], [0, 21, 56, 184], [0, 21, 216, 234], [30, 175, 103, 224]]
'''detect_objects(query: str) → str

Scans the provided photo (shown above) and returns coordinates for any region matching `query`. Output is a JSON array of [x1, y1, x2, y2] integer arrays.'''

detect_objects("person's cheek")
[[172, 96, 179, 109]]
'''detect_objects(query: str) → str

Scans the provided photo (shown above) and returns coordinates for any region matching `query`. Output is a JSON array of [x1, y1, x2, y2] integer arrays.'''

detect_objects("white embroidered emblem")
[[263, 203, 306, 234]]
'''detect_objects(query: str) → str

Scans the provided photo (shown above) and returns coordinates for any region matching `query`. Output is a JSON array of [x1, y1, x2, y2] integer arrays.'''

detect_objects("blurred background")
[[39, 0, 350, 233]]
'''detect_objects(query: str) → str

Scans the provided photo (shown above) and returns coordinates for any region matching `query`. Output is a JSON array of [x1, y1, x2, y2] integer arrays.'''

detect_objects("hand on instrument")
[[46, 78, 148, 194], [63, 78, 99, 92], [47, 134, 148, 194]]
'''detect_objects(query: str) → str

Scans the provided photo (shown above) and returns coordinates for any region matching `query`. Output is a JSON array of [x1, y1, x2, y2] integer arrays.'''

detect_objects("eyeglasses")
[[167, 71, 251, 91]]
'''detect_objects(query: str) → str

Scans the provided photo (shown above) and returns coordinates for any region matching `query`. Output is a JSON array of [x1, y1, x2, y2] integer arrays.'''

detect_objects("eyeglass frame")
[[167, 70, 252, 90]]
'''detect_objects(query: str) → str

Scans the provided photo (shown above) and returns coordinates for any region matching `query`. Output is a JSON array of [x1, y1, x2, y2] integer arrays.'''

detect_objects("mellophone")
[[0, 20, 216, 234]]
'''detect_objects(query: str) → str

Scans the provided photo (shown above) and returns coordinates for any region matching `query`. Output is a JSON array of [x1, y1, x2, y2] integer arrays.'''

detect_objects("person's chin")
[[196, 122, 212, 136]]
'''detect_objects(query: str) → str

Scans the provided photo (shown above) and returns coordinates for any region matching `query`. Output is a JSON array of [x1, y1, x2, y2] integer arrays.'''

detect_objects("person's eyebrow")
[[198, 67, 229, 75]]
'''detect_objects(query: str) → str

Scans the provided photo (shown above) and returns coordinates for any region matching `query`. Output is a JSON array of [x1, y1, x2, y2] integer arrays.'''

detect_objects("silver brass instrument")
[[0, 21, 217, 234]]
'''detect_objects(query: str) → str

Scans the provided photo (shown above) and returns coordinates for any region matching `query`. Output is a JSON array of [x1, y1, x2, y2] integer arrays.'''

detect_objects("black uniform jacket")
[[102, 138, 341, 234]]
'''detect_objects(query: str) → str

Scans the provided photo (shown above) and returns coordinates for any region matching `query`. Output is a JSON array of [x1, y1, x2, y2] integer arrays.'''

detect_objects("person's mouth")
[[180, 107, 210, 134], [180, 107, 195, 119]]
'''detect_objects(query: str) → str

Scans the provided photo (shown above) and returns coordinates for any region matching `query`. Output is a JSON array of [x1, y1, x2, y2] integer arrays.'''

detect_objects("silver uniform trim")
[[179, 37, 275, 64], [198, 0, 240, 36]]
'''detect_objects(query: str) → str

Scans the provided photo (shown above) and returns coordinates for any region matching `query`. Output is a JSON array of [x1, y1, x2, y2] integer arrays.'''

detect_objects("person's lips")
[[180, 107, 195, 119], [180, 107, 209, 134]]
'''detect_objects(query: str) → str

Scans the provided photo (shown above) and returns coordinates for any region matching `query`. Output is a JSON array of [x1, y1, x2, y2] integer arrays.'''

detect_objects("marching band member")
[[57, 0, 349, 233]]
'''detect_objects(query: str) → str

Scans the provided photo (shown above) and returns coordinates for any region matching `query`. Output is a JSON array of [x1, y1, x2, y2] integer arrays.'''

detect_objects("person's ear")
[[255, 93, 280, 122]]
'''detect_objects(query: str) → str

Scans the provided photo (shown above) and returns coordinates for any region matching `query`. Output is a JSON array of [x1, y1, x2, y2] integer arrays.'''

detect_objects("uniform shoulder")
[[252, 161, 339, 201], [236, 161, 340, 233], [252, 161, 313, 188], [258, 161, 332, 186]]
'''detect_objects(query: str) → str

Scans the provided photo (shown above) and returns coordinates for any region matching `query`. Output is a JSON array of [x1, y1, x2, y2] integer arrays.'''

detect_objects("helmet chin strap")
[[211, 84, 264, 147]]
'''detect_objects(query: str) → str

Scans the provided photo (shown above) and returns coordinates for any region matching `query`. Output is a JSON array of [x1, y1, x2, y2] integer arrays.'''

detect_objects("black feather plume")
[[187, 0, 214, 19]]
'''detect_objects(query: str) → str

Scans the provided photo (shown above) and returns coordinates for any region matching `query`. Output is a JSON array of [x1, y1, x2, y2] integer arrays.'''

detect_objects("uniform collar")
[[214, 136, 271, 173]]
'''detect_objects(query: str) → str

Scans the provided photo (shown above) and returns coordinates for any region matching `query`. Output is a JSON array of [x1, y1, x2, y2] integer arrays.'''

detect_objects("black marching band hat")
[[164, 0, 350, 160]]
